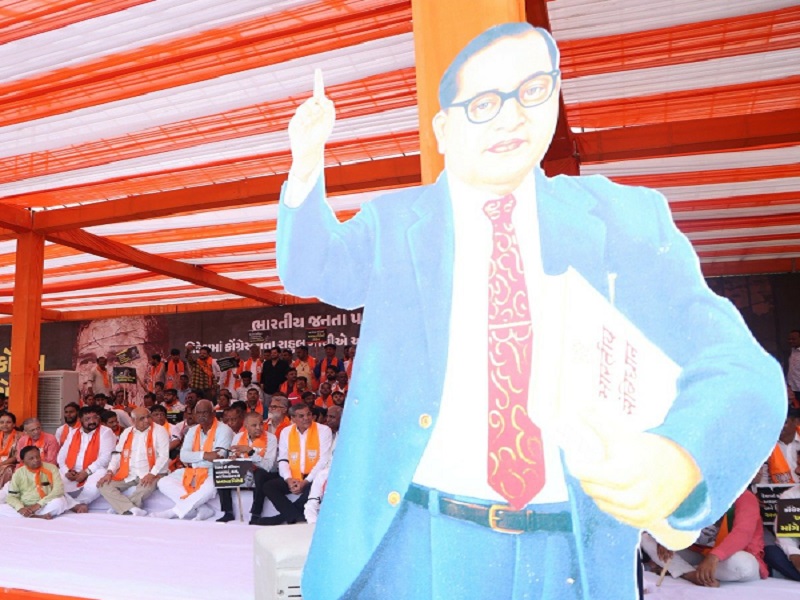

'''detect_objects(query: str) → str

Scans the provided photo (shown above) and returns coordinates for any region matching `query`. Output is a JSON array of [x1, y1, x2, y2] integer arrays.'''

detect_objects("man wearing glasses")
[[278, 22, 783, 600]]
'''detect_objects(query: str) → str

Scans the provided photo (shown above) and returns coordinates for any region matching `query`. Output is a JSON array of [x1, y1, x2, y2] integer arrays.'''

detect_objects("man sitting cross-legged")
[[154, 399, 233, 521], [98, 408, 170, 517], [217, 412, 277, 523], [56, 406, 116, 513], [0, 446, 70, 519], [641, 488, 768, 587], [250, 403, 331, 526]]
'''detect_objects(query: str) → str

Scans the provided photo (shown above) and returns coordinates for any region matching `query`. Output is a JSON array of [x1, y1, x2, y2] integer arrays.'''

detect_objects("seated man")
[[223, 402, 247, 435], [264, 395, 290, 440], [315, 381, 333, 408], [162, 387, 185, 424], [98, 408, 170, 516], [243, 387, 263, 416], [56, 406, 116, 512], [641, 488, 768, 587], [101, 410, 123, 440], [214, 389, 233, 419], [304, 404, 342, 524], [250, 404, 332, 526], [768, 480, 800, 580], [16, 418, 59, 466], [234, 371, 264, 406], [760, 406, 800, 484], [55, 402, 81, 447], [0, 411, 19, 488], [154, 399, 233, 521], [217, 412, 277, 523], [0, 446, 70, 519]]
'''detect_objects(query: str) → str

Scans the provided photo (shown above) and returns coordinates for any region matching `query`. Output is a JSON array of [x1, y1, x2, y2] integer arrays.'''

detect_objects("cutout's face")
[[433, 31, 560, 195]]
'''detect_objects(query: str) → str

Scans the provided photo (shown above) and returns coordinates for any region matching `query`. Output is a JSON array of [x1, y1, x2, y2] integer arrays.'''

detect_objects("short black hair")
[[101, 410, 118, 424], [170, 348, 181, 356], [199, 346, 212, 353], [324, 343, 337, 350], [79, 406, 102, 418], [19, 445, 40, 461], [64, 402, 80, 412], [1, 411, 16, 424], [231, 400, 248, 414], [149, 404, 167, 416], [151, 353, 162, 361], [438, 22, 559, 109]]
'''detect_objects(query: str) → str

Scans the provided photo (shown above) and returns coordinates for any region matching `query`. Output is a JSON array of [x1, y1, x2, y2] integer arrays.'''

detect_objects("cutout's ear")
[[432, 111, 447, 155]]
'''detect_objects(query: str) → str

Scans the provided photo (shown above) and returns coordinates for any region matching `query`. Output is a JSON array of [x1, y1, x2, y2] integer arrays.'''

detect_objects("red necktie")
[[484, 194, 545, 510]]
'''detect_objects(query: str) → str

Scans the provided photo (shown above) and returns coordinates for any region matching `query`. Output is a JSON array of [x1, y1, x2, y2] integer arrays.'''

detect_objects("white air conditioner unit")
[[254, 523, 313, 599], [38, 370, 80, 434]]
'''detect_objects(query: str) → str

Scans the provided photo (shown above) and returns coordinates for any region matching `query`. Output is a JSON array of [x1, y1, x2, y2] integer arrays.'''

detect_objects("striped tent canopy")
[[0, 0, 797, 320]]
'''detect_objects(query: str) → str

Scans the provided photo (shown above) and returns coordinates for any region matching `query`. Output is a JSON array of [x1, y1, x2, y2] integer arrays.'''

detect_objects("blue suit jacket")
[[278, 169, 785, 599]]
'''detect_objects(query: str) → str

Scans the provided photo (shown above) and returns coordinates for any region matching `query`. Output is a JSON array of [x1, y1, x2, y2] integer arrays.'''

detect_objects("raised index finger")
[[313, 68, 324, 101]]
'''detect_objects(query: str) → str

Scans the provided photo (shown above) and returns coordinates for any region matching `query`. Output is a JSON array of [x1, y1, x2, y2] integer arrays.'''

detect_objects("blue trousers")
[[345, 500, 584, 600]]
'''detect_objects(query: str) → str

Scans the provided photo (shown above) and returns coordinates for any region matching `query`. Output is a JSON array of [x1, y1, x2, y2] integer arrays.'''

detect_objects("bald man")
[[155, 399, 234, 520], [98, 408, 170, 516]]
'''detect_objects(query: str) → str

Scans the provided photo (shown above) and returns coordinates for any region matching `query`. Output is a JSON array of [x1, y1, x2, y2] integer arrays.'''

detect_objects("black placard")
[[217, 356, 239, 372], [776, 497, 800, 537], [112, 366, 137, 384], [213, 459, 251, 488]]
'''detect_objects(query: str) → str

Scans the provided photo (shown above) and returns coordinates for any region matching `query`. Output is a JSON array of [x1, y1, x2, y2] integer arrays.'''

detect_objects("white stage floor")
[[1, 509, 798, 600], [0, 512, 258, 600], [644, 571, 799, 599]]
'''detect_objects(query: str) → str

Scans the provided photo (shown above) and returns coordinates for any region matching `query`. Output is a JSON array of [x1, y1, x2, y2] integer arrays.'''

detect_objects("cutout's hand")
[[564, 414, 702, 533], [288, 68, 335, 182]]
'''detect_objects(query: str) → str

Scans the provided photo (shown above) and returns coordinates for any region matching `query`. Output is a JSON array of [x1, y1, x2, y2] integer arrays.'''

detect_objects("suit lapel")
[[406, 175, 454, 377], [536, 171, 609, 296]]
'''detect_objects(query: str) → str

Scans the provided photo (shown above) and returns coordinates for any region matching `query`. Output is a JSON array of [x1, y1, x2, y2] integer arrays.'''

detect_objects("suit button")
[[418, 414, 432, 429], [387, 491, 401, 506]]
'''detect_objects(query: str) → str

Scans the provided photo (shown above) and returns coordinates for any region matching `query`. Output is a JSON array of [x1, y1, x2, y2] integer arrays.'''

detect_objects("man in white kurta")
[[155, 400, 233, 520], [56, 406, 116, 510], [98, 407, 170, 516]]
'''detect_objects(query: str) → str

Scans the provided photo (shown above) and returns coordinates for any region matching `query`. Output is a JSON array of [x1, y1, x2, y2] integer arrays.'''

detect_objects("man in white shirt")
[[217, 412, 278, 522], [304, 404, 342, 523], [234, 371, 264, 405], [56, 406, 116, 512], [788, 331, 800, 401], [760, 406, 800, 484], [98, 407, 170, 516], [250, 404, 331, 525], [55, 402, 81, 448], [154, 399, 233, 521]]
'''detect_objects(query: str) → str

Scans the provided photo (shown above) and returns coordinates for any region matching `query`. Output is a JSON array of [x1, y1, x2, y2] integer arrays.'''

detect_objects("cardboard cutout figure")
[[277, 23, 785, 600]]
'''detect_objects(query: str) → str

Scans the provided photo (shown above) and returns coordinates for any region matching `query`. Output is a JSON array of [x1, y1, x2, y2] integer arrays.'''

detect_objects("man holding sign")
[[278, 23, 784, 599]]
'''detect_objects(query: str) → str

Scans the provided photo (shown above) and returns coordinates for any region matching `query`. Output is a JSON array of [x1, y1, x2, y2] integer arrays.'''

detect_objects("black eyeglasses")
[[446, 69, 560, 124]]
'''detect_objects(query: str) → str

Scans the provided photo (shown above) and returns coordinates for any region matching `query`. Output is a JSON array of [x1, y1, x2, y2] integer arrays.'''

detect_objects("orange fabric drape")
[[112, 427, 156, 481]]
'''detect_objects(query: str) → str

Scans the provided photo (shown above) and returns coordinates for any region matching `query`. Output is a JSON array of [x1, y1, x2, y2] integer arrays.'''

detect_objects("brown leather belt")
[[405, 483, 572, 535]]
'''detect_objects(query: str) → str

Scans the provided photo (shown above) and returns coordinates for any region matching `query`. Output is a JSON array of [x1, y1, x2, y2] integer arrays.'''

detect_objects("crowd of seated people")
[[0, 343, 348, 523], [2, 336, 799, 592]]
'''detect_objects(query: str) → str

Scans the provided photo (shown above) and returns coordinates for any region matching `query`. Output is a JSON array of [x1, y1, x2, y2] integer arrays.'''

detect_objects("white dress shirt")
[[788, 348, 800, 392], [277, 423, 333, 483], [232, 430, 278, 472], [412, 173, 569, 503], [107, 424, 170, 481], [179, 421, 234, 469], [57, 425, 116, 475]]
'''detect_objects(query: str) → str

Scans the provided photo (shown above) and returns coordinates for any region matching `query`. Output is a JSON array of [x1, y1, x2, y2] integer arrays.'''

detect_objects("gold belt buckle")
[[488, 504, 524, 534]]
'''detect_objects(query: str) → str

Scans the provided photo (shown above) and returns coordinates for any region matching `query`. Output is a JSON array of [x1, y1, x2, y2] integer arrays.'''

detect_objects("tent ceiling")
[[0, 0, 797, 320]]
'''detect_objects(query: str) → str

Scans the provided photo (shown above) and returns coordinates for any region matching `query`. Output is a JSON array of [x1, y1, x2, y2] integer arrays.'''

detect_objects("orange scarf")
[[693, 506, 735, 556], [26, 466, 49, 499], [0, 431, 17, 459], [222, 368, 240, 391], [113, 427, 156, 481], [767, 444, 795, 483], [147, 363, 164, 392], [59, 422, 80, 446], [315, 394, 333, 408], [288, 422, 320, 479], [65, 428, 101, 473], [180, 420, 218, 498], [97, 365, 110, 389], [243, 433, 267, 457], [166, 360, 185, 388], [239, 358, 262, 378], [279, 381, 298, 395]]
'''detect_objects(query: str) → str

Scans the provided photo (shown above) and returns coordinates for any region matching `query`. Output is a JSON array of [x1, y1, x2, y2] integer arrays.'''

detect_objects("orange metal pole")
[[411, 0, 525, 185], [9, 232, 45, 420]]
